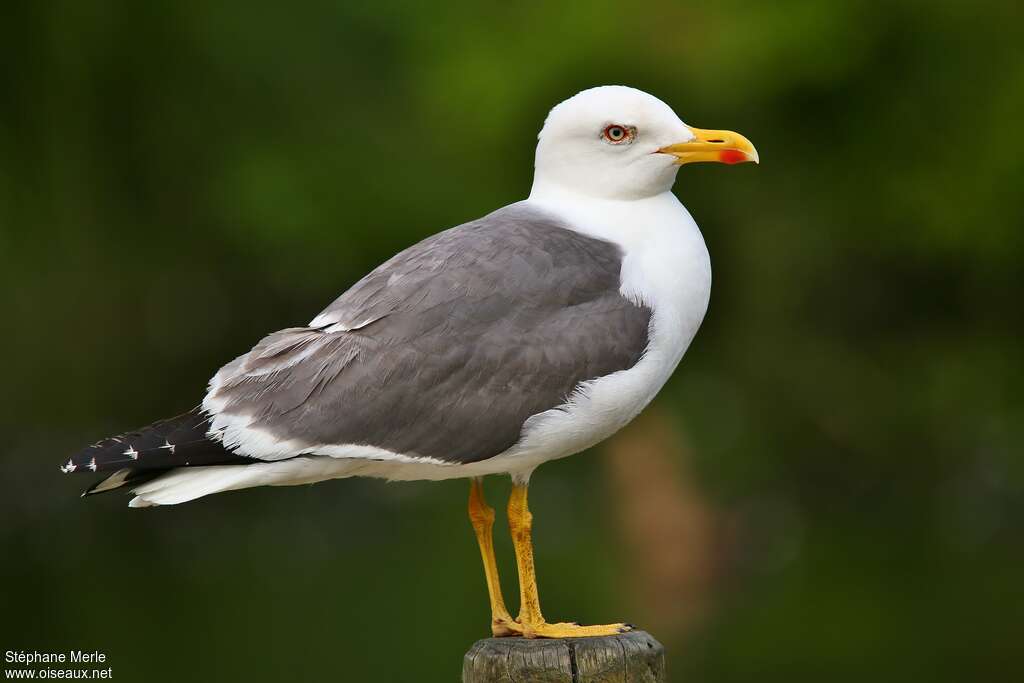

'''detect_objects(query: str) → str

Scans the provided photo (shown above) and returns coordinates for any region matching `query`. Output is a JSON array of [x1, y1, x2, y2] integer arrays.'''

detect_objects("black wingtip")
[[62, 408, 252, 478]]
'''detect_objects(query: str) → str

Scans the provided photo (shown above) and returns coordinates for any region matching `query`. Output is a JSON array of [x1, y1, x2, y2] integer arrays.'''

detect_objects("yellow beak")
[[658, 127, 759, 165]]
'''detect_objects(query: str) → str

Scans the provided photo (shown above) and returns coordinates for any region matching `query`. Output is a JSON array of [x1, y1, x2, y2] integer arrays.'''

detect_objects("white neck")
[[527, 178, 711, 320], [528, 179, 689, 244]]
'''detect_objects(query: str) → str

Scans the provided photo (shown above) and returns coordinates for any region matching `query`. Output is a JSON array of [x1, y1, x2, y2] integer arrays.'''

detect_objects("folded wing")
[[204, 202, 653, 465]]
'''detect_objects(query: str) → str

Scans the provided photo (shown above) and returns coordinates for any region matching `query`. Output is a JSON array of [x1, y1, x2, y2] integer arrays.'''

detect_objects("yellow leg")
[[468, 478, 516, 637], [504, 481, 632, 639]]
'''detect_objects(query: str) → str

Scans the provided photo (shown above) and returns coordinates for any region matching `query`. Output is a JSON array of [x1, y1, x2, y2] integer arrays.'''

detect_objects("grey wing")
[[204, 202, 652, 464]]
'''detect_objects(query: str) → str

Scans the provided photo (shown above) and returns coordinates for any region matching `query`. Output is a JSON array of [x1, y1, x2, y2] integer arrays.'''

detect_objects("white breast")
[[493, 187, 712, 480]]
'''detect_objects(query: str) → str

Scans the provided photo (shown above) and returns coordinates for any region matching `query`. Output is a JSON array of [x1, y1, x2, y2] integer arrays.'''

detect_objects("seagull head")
[[533, 85, 758, 200]]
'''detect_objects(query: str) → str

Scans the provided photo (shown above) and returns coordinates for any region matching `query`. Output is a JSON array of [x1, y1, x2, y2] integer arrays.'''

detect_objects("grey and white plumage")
[[206, 203, 651, 464], [65, 203, 653, 503], [62, 85, 757, 507]]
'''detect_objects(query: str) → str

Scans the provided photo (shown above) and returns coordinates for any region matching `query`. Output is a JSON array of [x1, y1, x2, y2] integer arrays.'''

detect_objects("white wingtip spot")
[[88, 457, 97, 472], [60, 459, 77, 474], [124, 446, 139, 460], [161, 440, 176, 454]]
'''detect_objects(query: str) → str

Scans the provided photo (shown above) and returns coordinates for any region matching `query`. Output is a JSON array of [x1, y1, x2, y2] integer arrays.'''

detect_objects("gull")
[[61, 85, 757, 638]]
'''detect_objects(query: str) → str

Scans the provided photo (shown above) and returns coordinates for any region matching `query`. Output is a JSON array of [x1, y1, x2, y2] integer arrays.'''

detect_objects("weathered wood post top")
[[463, 630, 665, 682]]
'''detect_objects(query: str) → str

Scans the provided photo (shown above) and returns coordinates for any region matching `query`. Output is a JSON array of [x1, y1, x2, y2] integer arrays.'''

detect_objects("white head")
[[531, 85, 757, 201]]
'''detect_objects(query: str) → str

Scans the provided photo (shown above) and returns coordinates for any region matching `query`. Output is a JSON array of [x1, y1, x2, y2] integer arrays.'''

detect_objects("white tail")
[[128, 457, 371, 507]]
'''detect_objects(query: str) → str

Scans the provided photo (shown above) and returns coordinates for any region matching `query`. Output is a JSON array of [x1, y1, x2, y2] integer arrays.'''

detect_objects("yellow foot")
[[494, 620, 633, 639], [490, 617, 518, 638]]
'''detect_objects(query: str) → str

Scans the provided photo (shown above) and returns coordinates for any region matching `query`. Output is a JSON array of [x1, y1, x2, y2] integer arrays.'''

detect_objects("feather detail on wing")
[[203, 202, 653, 465]]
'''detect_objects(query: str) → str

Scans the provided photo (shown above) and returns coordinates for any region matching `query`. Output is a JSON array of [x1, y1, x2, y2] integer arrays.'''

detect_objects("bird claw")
[[492, 620, 632, 639]]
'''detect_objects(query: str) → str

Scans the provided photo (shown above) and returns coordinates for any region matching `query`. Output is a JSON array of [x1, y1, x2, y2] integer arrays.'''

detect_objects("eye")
[[601, 124, 634, 145]]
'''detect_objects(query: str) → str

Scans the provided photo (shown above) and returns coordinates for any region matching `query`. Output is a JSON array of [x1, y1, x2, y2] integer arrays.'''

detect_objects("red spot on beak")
[[719, 149, 748, 165]]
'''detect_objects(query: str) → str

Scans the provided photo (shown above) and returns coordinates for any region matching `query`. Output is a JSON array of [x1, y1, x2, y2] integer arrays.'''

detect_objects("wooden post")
[[462, 630, 665, 682]]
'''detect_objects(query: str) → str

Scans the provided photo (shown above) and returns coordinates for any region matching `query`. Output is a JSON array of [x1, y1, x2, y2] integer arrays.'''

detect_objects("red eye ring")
[[602, 124, 632, 144]]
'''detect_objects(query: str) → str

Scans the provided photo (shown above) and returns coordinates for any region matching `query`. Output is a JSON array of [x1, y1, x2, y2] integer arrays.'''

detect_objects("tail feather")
[[127, 466, 266, 507], [81, 468, 165, 497], [126, 456, 363, 507]]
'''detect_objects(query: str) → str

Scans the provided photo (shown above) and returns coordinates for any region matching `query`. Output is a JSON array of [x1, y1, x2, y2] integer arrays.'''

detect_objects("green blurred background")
[[2, 1, 1022, 681]]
